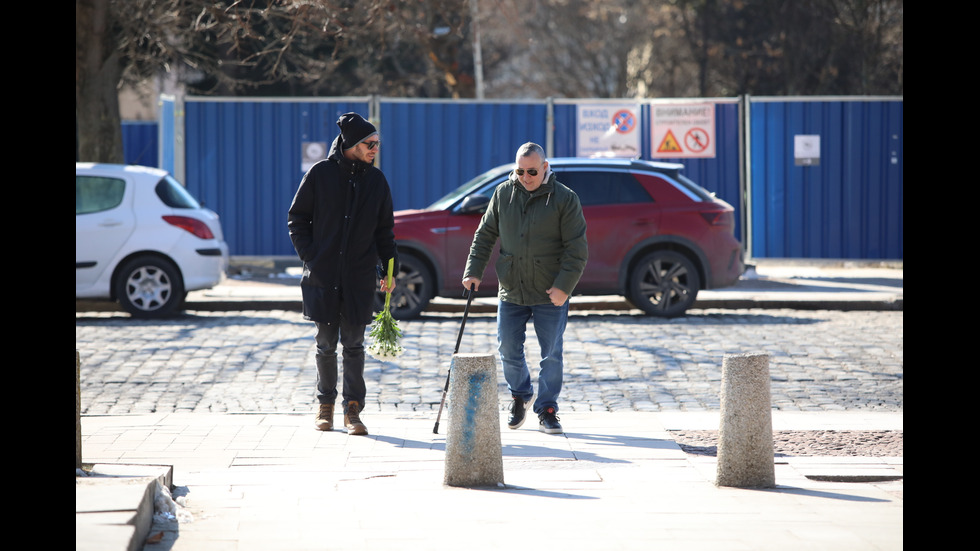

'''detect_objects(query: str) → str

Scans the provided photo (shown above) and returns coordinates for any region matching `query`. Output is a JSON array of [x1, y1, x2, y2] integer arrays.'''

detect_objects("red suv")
[[382, 158, 744, 318]]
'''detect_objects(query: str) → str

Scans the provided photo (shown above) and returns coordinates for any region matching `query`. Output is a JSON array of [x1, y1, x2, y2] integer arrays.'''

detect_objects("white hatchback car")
[[76, 163, 230, 318]]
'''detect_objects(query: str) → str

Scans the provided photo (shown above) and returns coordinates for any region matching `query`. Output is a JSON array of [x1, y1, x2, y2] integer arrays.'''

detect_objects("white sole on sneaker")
[[539, 409, 563, 434]]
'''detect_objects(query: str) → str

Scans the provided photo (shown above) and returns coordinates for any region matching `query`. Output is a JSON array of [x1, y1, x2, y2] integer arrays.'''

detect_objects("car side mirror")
[[457, 194, 490, 214]]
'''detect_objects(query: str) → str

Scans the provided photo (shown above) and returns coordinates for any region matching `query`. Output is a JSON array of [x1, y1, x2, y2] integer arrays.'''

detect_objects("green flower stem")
[[369, 258, 403, 358]]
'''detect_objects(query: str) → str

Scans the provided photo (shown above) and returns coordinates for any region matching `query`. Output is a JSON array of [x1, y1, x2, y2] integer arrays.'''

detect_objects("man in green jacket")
[[463, 142, 588, 434]]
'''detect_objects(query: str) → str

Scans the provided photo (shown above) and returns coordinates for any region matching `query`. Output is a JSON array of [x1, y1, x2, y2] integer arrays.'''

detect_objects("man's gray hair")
[[516, 142, 546, 161]]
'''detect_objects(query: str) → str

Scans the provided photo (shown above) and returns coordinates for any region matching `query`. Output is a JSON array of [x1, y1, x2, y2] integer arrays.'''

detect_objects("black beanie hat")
[[337, 112, 378, 150]]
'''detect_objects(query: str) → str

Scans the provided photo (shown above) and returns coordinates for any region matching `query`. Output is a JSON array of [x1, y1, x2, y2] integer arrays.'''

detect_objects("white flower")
[[367, 342, 404, 359]]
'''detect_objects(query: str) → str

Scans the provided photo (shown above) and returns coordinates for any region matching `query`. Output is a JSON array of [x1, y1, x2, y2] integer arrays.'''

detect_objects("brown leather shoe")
[[344, 400, 368, 435], [314, 403, 334, 431]]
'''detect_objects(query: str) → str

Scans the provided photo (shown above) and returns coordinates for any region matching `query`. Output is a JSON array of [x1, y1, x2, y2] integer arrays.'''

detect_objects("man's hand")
[[546, 287, 568, 306], [380, 278, 396, 293], [461, 277, 481, 292]]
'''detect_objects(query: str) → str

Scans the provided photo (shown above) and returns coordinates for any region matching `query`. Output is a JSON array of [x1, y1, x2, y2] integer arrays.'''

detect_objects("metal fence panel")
[[121, 121, 158, 167], [748, 97, 903, 259], [551, 99, 744, 242], [378, 99, 549, 211], [181, 97, 370, 256], [154, 95, 902, 260]]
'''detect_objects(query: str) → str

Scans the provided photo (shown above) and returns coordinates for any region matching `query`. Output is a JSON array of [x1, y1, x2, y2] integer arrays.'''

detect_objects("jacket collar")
[[508, 171, 557, 205], [508, 170, 556, 195]]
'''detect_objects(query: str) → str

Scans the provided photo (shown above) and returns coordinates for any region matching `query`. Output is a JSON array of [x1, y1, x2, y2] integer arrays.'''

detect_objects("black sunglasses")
[[362, 140, 381, 150], [514, 168, 538, 176]]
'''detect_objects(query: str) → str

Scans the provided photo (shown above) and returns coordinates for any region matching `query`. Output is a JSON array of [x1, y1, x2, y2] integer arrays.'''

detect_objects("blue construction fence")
[[121, 121, 158, 167], [131, 95, 902, 261]]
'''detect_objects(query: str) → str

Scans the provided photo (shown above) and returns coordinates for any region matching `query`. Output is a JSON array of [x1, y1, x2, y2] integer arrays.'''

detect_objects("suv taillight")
[[700, 210, 733, 226], [163, 215, 215, 239]]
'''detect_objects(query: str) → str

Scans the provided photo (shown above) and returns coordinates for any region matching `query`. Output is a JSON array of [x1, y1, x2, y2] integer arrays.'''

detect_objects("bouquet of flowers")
[[367, 258, 404, 359]]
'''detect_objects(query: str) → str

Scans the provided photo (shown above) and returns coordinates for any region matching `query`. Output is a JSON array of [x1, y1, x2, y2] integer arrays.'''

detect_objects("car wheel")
[[114, 256, 185, 319], [376, 252, 434, 320], [627, 250, 700, 318]]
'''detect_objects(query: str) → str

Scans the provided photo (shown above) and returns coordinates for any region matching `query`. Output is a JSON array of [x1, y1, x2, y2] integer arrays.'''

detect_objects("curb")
[[76, 296, 904, 314]]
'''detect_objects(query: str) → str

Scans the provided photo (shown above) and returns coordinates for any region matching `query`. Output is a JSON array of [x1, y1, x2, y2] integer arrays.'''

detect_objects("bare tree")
[[479, 0, 702, 99], [77, 0, 322, 162], [675, 0, 903, 96], [77, 0, 902, 163], [76, 0, 477, 163]]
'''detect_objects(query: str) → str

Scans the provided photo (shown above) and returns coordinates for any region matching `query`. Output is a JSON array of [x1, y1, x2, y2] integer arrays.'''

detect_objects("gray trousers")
[[314, 316, 367, 407]]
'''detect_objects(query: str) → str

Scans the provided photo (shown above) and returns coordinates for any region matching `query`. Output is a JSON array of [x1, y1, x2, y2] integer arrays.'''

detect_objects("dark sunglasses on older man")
[[363, 140, 381, 150], [514, 168, 538, 176]]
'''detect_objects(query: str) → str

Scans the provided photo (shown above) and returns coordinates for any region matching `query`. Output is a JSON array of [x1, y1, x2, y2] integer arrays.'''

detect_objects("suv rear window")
[[556, 170, 653, 207]]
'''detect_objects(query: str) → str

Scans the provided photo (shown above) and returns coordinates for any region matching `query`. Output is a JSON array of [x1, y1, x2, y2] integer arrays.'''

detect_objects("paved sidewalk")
[[78, 411, 902, 551], [76, 260, 903, 550]]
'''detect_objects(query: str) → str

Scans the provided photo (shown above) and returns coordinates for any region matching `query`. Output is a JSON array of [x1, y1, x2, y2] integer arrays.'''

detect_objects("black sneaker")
[[507, 395, 533, 429], [538, 407, 562, 434]]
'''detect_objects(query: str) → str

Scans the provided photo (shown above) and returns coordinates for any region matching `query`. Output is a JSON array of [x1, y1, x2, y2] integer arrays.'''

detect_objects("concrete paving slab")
[[78, 412, 901, 551]]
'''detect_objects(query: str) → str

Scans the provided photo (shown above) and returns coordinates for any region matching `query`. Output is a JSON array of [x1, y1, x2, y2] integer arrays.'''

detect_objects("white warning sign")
[[651, 103, 716, 159], [576, 103, 641, 158]]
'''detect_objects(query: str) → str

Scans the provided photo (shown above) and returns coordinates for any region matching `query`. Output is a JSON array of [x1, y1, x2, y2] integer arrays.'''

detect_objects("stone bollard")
[[443, 353, 504, 488], [715, 353, 776, 488]]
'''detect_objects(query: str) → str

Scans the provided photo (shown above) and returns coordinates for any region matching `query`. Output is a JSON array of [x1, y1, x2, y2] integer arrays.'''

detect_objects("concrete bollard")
[[443, 353, 504, 488], [715, 353, 776, 488]]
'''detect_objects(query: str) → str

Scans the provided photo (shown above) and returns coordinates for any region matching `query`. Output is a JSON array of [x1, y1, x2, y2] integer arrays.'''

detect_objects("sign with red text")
[[651, 103, 716, 158], [576, 103, 641, 158]]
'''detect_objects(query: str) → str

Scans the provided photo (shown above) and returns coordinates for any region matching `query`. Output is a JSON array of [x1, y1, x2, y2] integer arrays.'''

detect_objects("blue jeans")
[[497, 299, 569, 414]]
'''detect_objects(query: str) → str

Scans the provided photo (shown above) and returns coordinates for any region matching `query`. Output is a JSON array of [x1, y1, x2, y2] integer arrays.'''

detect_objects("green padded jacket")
[[464, 171, 588, 306]]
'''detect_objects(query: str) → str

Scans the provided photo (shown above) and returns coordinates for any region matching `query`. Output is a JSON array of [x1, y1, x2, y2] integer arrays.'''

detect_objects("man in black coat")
[[287, 112, 398, 435]]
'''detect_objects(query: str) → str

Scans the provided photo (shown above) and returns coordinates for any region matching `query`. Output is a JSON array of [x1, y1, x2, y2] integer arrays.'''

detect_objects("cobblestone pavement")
[[75, 307, 903, 416], [670, 429, 903, 458]]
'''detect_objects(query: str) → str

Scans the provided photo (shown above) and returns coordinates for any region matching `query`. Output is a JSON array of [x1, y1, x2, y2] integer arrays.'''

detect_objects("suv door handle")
[[430, 226, 462, 234]]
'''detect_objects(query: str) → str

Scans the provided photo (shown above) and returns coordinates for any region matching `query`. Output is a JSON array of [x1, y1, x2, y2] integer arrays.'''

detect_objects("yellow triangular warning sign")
[[657, 130, 683, 153]]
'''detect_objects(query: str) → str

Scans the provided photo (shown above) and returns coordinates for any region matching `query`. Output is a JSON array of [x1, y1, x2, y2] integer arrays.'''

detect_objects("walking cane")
[[433, 285, 475, 434]]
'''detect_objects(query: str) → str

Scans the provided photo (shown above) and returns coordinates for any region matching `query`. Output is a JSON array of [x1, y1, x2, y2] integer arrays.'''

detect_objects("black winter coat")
[[287, 137, 398, 325]]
